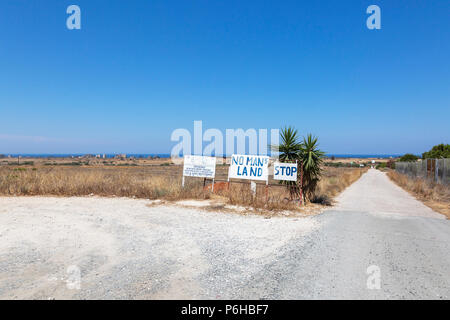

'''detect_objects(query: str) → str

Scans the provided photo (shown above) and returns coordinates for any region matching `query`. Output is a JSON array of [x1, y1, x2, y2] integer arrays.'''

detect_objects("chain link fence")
[[396, 159, 450, 185]]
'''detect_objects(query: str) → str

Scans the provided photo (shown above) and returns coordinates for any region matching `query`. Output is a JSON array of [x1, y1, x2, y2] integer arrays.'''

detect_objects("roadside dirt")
[[1, 169, 448, 299], [0, 196, 318, 299]]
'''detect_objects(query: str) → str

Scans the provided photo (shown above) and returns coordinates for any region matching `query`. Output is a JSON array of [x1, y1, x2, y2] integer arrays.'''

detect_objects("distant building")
[[114, 154, 127, 160]]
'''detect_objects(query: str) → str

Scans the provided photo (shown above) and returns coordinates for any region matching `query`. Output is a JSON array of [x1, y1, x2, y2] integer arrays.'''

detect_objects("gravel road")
[[0, 169, 448, 299]]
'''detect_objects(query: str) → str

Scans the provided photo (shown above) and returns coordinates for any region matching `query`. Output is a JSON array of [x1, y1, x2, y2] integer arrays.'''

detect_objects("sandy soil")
[[0, 169, 448, 299], [0, 196, 318, 299]]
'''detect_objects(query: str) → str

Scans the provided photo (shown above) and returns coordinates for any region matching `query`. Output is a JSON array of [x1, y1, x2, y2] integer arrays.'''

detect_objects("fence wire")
[[396, 159, 450, 185]]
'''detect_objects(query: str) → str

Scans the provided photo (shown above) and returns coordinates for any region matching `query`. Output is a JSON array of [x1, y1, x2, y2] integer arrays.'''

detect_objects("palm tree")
[[299, 134, 325, 201]]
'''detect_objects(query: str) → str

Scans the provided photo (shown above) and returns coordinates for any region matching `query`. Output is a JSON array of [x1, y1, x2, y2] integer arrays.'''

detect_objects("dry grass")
[[387, 171, 450, 219], [0, 166, 205, 200], [225, 182, 298, 211], [0, 165, 365, 212]]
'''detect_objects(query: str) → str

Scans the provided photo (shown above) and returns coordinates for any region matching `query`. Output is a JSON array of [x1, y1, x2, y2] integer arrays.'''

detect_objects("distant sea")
[[4, 154, 400, 159], [326, 154, 400, 159]]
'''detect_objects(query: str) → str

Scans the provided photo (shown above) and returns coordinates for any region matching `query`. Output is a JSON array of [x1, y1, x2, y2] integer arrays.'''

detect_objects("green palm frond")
[[271, 126, 303, 162], [271, 128, 325, 202], [300, 134, 325, 201]]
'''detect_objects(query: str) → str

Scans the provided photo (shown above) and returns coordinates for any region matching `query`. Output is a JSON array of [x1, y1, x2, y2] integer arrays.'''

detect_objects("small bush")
[[8, 161, 34, 166], [376, 163, 387, 169], [399, 154, 419, 162], [310, 194, 332, 206]]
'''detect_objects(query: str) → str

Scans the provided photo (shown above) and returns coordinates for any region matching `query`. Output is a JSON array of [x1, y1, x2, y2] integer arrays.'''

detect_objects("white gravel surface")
[[0, 197, 318, 299], [0, 169, 448, 299]]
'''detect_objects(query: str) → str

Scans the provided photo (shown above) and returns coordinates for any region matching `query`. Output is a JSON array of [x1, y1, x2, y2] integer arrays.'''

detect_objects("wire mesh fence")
[[396, 159, 450, 185]]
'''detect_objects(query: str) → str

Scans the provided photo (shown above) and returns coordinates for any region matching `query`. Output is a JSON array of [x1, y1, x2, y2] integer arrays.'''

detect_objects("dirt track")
[[334, 169, 444, 219]]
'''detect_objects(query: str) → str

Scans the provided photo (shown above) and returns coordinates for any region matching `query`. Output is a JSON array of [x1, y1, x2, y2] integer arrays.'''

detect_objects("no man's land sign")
[[228, 154, 269, 182]]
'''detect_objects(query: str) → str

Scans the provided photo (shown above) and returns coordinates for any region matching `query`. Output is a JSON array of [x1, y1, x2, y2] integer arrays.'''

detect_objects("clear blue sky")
[[0, 0, 449, 155]]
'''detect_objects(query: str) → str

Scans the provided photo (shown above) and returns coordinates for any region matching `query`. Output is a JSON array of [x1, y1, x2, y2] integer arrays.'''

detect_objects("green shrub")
[[399, 154, 419, 162], [376, 163, 387, 169], [8, 161, 34, 166], [422, 144, 450, 159]]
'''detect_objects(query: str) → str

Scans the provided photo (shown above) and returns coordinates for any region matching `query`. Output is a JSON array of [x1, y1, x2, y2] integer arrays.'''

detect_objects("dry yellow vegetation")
[[0, 165, 365, 212], [387, 171, 450, 219]]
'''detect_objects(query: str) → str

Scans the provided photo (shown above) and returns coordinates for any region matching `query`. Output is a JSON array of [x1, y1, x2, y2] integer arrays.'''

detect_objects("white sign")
[[273, 162, 298, 181], [228, 154, 269, 182], [183, 155, 216, 178]]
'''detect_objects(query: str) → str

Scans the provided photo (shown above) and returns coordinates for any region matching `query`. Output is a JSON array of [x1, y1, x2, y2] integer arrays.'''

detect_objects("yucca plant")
[[272, 128, 325, 202], [271, 127, 303, 200], [276, 126, 303, 162], [300, 134, 325, 201]]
